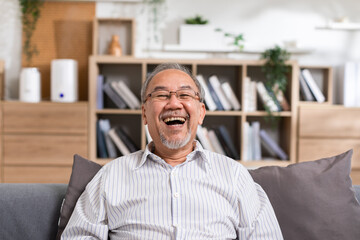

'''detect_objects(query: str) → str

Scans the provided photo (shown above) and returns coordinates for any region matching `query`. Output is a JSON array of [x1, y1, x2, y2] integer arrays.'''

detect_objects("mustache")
[[159, 110, 189, 120]]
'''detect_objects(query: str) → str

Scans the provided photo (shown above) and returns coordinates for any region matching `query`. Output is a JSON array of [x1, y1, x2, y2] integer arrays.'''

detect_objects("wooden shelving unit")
[[89, 56, 299, 168]]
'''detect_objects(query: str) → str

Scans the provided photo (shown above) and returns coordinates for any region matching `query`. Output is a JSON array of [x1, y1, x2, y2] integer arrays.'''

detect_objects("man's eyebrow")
[[151, 85, 193, 91]]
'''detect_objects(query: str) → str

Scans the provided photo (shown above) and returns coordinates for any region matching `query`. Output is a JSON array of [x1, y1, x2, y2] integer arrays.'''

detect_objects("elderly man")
[[62, 63, 283, 239]]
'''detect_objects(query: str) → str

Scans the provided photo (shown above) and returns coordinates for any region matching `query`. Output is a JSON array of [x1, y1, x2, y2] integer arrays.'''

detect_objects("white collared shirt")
[[62, 141, 283, 239]]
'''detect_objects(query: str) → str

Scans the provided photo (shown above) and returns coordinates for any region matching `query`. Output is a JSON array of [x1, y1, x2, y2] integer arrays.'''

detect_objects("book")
[[196, 74, 217, 111], [207, 81, 224, 110], [96, 120, 108, 158], [259, 130, 288, 160], [221, 81, 241, 110], [251, 121, 261, 161], [108, 128, 131, 156], [110, 81, 136, 109], [115, 127, 139, 153], [98, 119, 117, 158], [117, 81, 141, 109], [299, 72, 315, 101], [243, 76, 257, 112], [256, 81, 279, 112], [96, 75, 104, 109], [196, 125, 214, 151], [265, 85, 283, 111], [208, 75, 232, 110], [301, 69, 325, 103], [103, 81, 127, 109], [207, 129, 226, 155], [272, 84, 290, 111], [242, 122, 250, 161], [215, 125, 240, 159]]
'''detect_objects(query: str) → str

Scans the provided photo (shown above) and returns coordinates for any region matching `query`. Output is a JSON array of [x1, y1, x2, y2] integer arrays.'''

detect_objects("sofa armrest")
[[0, 184, 67, 240]]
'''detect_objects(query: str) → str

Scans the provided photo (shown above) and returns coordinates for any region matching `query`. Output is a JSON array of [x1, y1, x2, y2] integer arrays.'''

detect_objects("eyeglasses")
[[144, 89, 202, 103]]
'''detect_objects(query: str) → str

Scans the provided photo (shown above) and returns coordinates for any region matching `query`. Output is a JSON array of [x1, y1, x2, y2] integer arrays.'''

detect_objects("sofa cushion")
[[249, 149, 360, 240], [56, 154, 102, 240], [0, 184, 67, 240]]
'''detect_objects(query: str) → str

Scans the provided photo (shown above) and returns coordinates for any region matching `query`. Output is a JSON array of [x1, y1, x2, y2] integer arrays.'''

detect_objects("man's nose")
[[166, 93, 183, 107]]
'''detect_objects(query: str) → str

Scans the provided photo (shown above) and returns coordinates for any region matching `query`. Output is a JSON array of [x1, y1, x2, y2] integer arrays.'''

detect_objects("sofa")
[[1, 151, 360, 240]]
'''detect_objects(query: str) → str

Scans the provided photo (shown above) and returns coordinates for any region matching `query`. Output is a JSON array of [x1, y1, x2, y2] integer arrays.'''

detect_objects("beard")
[[159, 126, 192, 149]]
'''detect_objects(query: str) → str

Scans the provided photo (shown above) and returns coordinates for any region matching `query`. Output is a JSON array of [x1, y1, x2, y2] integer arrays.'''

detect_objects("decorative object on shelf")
[[185, 14, 208, 25], [143, 0, 167, 50], [108, 35, 122, 56], [216, 28, 245, 51], [260, 45, 291, 118], [51, 59, 78, 102], [19, 67, 41, 102], [19, 0, 44, 67]]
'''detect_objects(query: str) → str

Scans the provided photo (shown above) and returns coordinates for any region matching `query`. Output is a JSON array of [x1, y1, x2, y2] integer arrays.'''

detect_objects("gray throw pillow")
[[56, 154, 102, 240], [249, 149, 360, 240]]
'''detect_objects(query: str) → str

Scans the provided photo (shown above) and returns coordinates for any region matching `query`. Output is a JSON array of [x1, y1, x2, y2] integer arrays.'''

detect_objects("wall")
[[1, 0, 359, 103]]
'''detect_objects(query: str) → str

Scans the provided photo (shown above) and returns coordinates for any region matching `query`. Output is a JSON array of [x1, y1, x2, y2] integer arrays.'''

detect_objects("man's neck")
[[153, 142, 195, 167]]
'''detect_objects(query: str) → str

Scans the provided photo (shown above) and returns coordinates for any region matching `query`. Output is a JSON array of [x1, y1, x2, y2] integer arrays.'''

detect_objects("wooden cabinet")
[[0, 101, 88, 183], [298, 105, 360, 184], [89, 56, 299, 167]]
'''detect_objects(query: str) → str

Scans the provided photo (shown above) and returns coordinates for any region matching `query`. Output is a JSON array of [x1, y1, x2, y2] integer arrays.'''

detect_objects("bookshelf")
[[298, 65, 333, 104], [89, 56, 299, 168]]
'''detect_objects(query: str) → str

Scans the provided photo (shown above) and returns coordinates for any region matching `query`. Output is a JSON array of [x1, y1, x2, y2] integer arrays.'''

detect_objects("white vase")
[[19, 67, 41, 102]]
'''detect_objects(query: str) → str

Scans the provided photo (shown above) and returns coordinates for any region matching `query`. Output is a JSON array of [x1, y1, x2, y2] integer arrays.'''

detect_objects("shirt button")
[[174, 192, 180, 198], [171, 171, 177, 176]]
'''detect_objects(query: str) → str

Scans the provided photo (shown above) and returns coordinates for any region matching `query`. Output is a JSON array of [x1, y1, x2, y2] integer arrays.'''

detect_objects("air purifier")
[[19, 67, 41, 102], [51, 59, 78, 102]]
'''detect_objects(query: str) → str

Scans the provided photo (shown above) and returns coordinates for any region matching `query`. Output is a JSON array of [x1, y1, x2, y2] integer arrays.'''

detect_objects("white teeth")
[[164, 117, 186, 123]]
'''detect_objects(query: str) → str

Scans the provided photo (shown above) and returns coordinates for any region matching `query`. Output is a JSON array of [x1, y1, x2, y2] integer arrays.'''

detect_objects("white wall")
[[1, 0, 359, 102]]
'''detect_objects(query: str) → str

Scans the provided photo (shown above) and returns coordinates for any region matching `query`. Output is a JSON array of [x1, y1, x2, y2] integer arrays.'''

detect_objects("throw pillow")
[[56, 154, 102, 240], [249, 149, 360, 240]]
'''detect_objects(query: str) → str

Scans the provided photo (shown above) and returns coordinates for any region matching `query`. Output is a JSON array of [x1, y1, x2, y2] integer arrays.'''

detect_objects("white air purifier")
[[51, 59, 78, 102]]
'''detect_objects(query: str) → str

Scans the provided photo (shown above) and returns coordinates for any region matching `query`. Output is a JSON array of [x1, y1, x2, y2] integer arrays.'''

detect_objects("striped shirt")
[[62, 141, 283, 239]]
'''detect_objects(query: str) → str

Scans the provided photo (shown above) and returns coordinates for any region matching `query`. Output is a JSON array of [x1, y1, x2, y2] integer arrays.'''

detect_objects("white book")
[[202, 127, 216, 152], [98, 119, 117, 158], [301, 69, 325, 103], [208, 129, 226, 155], [249, 80, 257, 112], [197, 74, 217, 111], [242, 121, 250, 161], [299, 72, 315, 101], [145, 124, 153, 144], [243, 77, 257, 112], [110, 81, 139, 109], [251, 121, 261, 161], [343, 62, 357, 107], [117, 80, 141, 109], [196, 125, 214, 151], [221, 82, 241, 110], [108, 128, 131, 156], [208, 75, 232, 110], [256, 81, 279, 112]]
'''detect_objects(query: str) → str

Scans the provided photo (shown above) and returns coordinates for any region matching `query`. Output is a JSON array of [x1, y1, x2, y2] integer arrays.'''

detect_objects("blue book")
[[207, 81, 224, 110], [96, 75, 104, 109], [96, 120, 108, 158]]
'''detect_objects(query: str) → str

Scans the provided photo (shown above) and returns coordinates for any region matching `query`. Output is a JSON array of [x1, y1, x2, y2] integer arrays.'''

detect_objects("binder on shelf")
[[221, 81, 241, 110], [299, 72, 315, 101], [256, 81, 279, 112], [209, 75, 232, 110], [108, 128, 131, 156], [259, 129, 288, 160], [115, 127, 139, 153], [251, 121, 262, 161], [208, 129, 226, 155], [117, 81, 141, 109], [103, 81, 127, 109], [197, 74, 217, 111], [96, 121, 108, 158], [301, 69, 325, 103], [215, 125, 240, 159], [207, 81, 224, 110], [243, 76, 257, 112], [96, 75, 104, 109]]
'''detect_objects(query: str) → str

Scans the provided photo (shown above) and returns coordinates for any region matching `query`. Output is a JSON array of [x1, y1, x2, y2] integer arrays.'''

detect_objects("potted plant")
[[260, 45, 291, 120], [143, 0, 167, 49], [19, 0, 43, 102]]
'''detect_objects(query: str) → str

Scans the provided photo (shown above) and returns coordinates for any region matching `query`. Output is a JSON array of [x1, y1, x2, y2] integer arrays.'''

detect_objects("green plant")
[[143, 0, 166, 46], [20, 0, 44, 67], [215, 29, 245, 50], [185, 15, 208, 25], [260, 45, 291, 122]]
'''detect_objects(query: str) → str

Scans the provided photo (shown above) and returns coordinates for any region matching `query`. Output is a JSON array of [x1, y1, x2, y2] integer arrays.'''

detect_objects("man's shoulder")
[[104, 150, 144, 170], [202, 150, 247, 172]]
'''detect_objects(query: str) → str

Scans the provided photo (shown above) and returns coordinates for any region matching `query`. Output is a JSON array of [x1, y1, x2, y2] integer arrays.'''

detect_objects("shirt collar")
[[134, 140, 210, 170]]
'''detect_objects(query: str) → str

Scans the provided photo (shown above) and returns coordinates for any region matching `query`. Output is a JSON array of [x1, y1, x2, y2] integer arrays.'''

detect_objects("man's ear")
[[142, 105, 148, 125], [198, 102, 206, 125]]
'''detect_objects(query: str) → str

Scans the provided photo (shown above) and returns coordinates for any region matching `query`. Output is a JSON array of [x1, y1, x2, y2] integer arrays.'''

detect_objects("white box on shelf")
[[179, 25, 225, 49]]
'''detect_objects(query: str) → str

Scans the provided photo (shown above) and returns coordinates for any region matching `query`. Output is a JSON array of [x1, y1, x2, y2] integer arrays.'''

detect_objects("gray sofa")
[[0, 183, 359, 240]]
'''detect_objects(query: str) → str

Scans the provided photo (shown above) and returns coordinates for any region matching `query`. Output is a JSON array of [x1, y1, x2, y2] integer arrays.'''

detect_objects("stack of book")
[[197, 74, 241, 111], [196, 125, 240, 159], [97, 75, 141, 110], [299, 69, 326, 103], [97, 119, 139, 158], [243, 121, 288, 161]]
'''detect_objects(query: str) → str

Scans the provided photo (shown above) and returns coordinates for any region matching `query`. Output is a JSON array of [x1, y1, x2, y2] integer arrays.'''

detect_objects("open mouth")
[[163, 117, 186, 125]]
